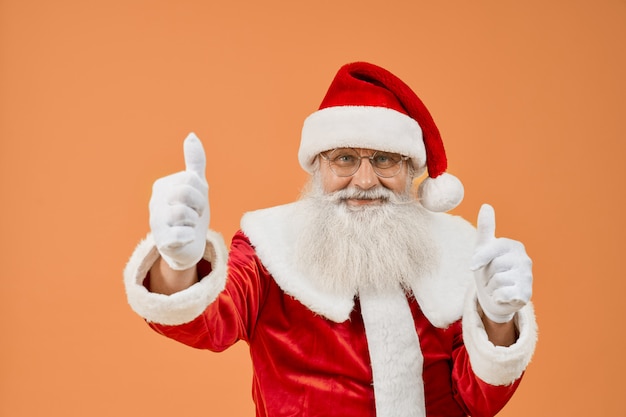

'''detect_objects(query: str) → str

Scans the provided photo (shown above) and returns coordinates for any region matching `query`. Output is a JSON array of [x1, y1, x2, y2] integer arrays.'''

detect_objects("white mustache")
[[321, 186, 415, 205], [323, 187, 394, 202]]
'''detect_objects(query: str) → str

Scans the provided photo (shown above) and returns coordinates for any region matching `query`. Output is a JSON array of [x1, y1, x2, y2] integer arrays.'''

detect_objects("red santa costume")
[[124, 62, 537, 417]]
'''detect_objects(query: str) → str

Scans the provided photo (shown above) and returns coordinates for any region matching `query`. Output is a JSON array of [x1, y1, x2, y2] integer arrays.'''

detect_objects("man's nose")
[[351, 158, 379, 189]]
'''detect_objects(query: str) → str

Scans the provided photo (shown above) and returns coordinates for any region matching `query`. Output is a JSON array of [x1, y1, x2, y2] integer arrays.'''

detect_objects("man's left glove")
[[149, 133, 209, 271], [471, 204, 533, 323]]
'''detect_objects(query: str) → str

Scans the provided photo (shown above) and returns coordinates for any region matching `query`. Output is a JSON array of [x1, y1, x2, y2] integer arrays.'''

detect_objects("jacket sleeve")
[[450, 288, 538, 417], [462, 287, 538, 386], [123, 230, 266, 350]]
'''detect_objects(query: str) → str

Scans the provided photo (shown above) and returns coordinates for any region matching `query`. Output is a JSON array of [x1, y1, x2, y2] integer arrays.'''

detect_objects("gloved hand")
[[149, 133, 209, 270], [470, 204, 533, 323]]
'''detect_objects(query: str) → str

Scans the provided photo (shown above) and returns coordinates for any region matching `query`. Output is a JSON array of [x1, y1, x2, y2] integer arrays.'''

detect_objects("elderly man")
[[124, 62, 537, 417]]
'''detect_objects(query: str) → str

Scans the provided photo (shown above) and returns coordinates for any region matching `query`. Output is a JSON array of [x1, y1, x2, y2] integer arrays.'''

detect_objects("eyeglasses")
[[320, 148, 409, 178]]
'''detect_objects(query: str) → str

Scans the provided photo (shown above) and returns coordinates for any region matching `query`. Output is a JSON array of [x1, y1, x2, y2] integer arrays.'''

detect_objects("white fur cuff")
[[462, 288, 538, 386], [123, 230, 229, 325]]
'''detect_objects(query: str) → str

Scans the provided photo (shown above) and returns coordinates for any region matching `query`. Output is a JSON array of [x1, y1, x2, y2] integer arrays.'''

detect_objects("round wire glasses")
[[320, 148, 409, 178]]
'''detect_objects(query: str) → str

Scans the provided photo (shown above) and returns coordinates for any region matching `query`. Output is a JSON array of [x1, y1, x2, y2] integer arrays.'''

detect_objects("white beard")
[[294, 177, 438, 297]]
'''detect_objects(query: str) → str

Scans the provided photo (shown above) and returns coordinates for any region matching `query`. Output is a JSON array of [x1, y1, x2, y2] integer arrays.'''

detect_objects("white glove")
[[149, 133, 209, 270], [470, 204, 533, 323]]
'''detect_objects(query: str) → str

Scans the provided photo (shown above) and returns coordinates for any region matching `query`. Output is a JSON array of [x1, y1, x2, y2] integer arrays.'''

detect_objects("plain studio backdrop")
[[1, 1, 625, 416]]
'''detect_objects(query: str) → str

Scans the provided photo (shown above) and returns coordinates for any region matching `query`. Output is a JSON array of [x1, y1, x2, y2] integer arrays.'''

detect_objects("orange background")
[[1, 1, 625, 416]]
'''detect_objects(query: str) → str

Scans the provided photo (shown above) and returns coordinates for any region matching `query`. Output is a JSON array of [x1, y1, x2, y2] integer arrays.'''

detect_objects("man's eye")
[[334, 154, 357, 165], [374, 153, 401, 167]]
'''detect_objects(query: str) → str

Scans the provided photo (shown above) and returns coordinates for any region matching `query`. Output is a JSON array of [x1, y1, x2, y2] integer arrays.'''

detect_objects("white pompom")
[[417, 173, 464, 212]]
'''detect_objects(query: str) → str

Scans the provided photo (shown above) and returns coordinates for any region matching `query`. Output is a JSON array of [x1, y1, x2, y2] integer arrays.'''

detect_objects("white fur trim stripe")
[[299, 106, 425, 173], [463, 289, 538, 385], [360, 286, 426, 417], [123, 229, 229, 325]]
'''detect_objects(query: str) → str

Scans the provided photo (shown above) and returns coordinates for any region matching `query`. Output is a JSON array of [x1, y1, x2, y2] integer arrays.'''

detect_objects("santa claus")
[[124, 62, 537, 417]]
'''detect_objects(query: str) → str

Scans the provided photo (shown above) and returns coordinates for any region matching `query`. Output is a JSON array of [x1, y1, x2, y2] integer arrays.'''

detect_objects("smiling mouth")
[[344, 197, 385, 207]]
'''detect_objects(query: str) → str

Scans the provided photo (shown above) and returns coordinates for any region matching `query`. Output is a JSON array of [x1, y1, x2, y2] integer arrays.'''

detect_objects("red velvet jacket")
[[148, 231, 520, 417]]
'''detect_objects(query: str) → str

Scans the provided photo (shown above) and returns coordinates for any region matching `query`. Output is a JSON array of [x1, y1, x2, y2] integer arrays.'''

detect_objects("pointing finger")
[[183, 132, 206, 176]]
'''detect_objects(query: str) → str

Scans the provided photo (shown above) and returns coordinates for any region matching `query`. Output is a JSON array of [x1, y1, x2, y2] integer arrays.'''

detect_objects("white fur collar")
[[240, 202, 476, 327]]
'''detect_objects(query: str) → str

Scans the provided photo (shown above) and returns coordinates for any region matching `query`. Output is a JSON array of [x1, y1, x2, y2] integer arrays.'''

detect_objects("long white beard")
[[294, 177, 438, 297]]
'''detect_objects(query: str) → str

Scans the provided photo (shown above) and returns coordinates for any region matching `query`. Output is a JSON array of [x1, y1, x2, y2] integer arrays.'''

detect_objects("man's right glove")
[[149, 133, 209, 270]]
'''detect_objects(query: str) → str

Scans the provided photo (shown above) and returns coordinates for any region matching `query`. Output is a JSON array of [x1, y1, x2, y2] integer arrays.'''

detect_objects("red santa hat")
[[299, 61, 464, 212]]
